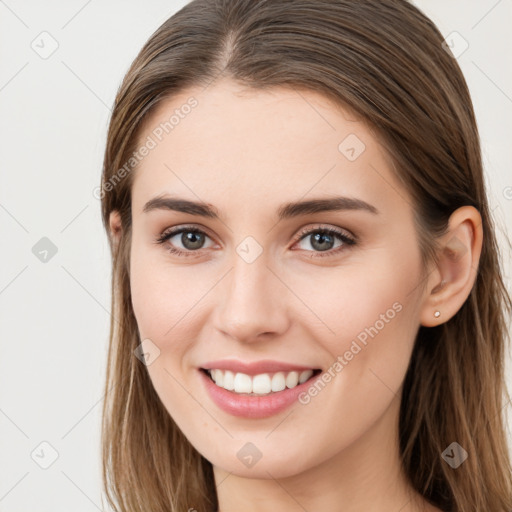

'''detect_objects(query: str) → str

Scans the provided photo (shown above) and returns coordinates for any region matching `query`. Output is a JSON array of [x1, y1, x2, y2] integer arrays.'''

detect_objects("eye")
[[154, 225, 216, 258], [155, 224, 356, 258], [292, 225, 356, 258]]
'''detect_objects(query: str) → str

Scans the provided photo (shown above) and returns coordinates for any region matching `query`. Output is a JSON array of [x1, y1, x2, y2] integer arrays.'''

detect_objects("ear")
[[419, 206, 483, 327], [109, 210, 122, 248]]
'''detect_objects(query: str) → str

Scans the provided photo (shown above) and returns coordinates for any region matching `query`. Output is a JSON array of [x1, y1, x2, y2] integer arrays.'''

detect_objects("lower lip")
[[198, 369, 321, 419]]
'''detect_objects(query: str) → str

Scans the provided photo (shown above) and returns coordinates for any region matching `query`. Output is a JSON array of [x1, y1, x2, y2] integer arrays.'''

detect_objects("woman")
[[99, 1, 512, 511]]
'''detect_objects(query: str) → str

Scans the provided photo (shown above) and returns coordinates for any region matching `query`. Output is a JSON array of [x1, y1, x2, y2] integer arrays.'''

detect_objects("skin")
[[109, 77, 482, 512]]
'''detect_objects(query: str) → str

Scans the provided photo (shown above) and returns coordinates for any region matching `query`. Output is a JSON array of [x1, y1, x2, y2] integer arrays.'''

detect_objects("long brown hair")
[[99, 1, 512, 511]]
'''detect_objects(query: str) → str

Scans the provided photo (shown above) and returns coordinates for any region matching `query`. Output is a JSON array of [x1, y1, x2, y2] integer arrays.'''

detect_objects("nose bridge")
[[214, 247, 289, 342]]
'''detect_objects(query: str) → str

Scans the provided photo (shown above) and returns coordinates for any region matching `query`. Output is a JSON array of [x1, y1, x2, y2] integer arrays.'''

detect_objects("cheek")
[[286, 261, 421, 455], [298, 249, 422, 383], [129, 248, 205, 423], [299, 265, 412, 334], [129, 242, 206, 342]]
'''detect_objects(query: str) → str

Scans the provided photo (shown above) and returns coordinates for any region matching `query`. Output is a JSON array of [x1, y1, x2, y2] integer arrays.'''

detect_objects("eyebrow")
[[142, 194, 379, 219]]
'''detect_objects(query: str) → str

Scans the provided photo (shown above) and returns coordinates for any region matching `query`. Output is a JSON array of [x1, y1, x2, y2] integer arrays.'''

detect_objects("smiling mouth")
[[200, 367, 322, 396]]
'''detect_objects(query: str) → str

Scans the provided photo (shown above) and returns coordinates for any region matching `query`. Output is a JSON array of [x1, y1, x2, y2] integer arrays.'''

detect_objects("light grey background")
[[0, 1, 510, 510]]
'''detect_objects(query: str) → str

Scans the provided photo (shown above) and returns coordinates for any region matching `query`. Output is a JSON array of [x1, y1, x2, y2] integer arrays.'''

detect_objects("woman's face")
[[126, 78, 430, 478]]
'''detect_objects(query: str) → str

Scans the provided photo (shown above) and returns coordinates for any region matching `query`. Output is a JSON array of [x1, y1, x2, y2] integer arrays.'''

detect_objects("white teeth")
[[212, 369, 223, 387], [233, 372, 252, 393], [223, 370, 235, 390], [207, 368, 315, 395], [299, 370, 312, 384], [271, 372, 286, 392], [252, 373, 272, 394], [285, 371, 299, 388]]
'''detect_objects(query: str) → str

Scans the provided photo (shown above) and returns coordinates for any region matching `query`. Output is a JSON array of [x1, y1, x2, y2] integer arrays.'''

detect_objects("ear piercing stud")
[[434, 310, 441, 318]]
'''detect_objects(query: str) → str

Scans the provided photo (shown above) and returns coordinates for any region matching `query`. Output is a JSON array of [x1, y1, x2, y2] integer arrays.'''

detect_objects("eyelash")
[[154, 224, 356, 259]]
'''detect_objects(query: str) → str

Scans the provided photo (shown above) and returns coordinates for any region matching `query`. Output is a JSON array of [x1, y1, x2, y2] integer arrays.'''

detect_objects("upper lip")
[[200, 359, 320, 376]]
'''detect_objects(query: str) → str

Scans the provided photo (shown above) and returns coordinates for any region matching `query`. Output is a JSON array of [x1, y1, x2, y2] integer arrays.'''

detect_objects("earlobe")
[[419, 206, 483, 327], [109, 210, 122, 247]]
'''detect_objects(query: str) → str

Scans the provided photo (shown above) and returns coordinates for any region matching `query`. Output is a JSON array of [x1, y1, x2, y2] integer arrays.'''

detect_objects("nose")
[[212, 254, 291, 344]]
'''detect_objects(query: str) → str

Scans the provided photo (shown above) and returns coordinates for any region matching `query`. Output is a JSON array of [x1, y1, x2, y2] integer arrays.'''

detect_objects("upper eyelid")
[[160, 224, 216, 242], [296, 224, 354, 239]]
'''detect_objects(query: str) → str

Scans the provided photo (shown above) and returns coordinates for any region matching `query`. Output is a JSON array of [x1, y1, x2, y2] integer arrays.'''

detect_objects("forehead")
[[130, 78, 410, 220]]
